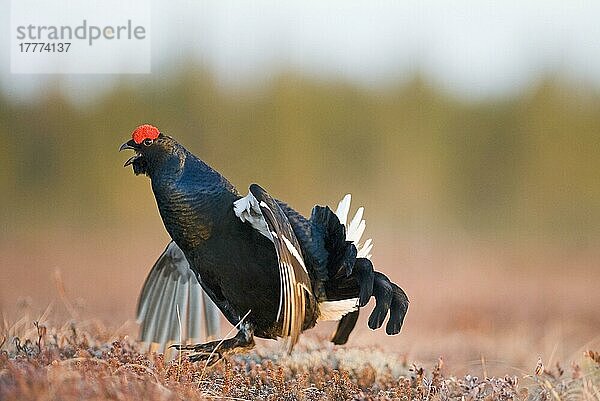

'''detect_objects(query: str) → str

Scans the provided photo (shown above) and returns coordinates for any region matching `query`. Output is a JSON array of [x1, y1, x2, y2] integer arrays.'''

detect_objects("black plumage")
[[121, 125, 409, 364]]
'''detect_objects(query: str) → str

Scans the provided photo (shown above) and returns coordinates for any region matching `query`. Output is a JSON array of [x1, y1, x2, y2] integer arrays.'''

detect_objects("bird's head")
[[119, 124, 181, 176]]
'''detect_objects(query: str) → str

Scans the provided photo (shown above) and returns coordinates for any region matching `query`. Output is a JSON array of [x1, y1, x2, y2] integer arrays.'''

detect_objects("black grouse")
[[121, 124, 409, 365]]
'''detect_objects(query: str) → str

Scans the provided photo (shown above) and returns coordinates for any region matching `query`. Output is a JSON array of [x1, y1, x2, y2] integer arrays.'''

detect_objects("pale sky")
[[2, 0, 600, 101]]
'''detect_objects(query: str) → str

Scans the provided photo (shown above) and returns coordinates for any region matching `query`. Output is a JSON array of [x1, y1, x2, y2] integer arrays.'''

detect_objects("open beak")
[[119, 139, 141, 167]]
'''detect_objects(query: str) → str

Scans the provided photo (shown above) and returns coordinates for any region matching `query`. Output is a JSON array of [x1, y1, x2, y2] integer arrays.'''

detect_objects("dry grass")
[[1, 230, 599, 399], [1, 319, 599, 401]]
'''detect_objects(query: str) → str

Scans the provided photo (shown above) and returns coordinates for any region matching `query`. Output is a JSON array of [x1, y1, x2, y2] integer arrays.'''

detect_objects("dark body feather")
[[148, 145, 296, 338]]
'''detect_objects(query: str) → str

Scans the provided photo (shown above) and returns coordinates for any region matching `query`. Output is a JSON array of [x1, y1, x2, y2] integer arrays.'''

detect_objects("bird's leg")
[[171, 322, 255, 366], [331, 310, 360, 345]]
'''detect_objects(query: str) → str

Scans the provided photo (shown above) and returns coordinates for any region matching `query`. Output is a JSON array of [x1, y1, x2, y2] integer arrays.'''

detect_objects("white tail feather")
[[317, 195, 374, 321], [334, 194, 373, 260], [348, 207, 364, 236], [356, 238, 373, 259], [335, 194, 352, 225]]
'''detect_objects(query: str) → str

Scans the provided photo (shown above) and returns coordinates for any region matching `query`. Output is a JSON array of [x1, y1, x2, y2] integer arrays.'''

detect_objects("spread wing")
[[136, 241, 221, 352], [233, 184, 312, 352]]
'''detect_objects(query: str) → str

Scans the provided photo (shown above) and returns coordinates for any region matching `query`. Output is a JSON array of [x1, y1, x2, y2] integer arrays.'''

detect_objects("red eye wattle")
[[132, 124, 159, 144]]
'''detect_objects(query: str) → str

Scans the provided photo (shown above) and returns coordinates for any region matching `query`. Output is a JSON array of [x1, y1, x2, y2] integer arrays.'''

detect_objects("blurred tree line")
[[1, 66, 599, 243]]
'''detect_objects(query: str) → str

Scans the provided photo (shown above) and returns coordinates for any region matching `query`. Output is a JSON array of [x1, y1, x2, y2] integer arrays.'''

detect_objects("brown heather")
[[1, 320, 599, 401]]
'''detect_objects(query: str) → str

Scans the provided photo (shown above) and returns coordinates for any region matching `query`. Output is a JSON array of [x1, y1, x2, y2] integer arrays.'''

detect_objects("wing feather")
[[187, 280, 203, 340], [234, 184, 312, 353], [136, 241, 222, 352], [140, 271, 169, 345], [155, 275, 177, 348]]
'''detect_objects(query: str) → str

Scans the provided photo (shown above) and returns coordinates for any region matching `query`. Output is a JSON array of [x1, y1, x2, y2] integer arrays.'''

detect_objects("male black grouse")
[[121, 124, 409, 365]]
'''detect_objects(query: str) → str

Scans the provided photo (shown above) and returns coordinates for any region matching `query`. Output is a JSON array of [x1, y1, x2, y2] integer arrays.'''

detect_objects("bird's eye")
[[143, 138, 154, 146]]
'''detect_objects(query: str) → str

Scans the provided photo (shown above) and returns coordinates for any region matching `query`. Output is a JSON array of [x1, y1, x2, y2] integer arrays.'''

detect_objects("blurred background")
[[1, 1, 599, 375]]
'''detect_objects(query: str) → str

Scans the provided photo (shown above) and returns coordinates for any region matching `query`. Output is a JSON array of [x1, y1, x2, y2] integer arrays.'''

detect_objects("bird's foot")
[[171, 324, 254, 366]]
